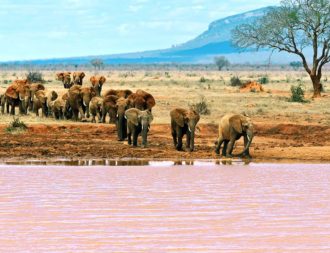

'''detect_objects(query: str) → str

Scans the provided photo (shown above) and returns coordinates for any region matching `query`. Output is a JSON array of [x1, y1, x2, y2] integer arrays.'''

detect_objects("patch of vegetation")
[[5, 117, 28, 133], [26, 71, 45, 83], [164, 72, 171, 78], [258, 75, 269, 84], [289, 84, 309, 103], [229, 76, 242, 87], [199, 76, 207, 83], [190, 95, 210, 115]]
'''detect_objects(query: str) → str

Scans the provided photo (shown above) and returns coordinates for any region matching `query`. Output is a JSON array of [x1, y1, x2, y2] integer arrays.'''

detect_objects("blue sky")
[[0, 0, 280, 61]]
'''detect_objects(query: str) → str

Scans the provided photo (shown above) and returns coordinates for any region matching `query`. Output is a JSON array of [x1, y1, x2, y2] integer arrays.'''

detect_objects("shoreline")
[[0, 123, 329, 162]]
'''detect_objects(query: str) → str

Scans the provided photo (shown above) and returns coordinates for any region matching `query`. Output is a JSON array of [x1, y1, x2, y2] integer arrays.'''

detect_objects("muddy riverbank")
[[0, 123, 329, 162]]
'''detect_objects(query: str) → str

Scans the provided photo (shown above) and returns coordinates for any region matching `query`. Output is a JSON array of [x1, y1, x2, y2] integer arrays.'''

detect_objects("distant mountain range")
[[5, 6, 300, 65]]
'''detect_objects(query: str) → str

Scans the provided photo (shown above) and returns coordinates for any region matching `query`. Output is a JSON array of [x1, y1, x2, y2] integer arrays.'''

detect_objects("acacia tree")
[[214, 56, 230, 71], [90, 58, 104, 70], [232, 0, 330, 97]]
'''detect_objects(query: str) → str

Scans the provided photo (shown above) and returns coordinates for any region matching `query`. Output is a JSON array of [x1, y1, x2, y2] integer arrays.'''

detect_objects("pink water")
[[0, 163, 330, 252]]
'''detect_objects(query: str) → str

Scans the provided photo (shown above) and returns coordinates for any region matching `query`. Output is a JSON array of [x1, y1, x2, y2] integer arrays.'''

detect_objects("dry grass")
[[0, 70, 329, 126]]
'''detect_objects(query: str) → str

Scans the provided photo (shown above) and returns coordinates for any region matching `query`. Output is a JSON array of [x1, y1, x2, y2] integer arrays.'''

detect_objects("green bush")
[[26, 71, 45, 83], [230, 76, 242, 87], [258, 75, 269, 84], [199, 76, 207, 83], [5, 117, 28, 133], [190, 96, 210, 115], [289, 84, 308, 103]]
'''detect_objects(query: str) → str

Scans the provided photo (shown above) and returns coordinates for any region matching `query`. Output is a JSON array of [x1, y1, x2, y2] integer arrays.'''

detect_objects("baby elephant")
[[89, 97, 103, 123], [125, 108, 153, 148], [170, 108, 200, 152], [215, 113, 254, 158]]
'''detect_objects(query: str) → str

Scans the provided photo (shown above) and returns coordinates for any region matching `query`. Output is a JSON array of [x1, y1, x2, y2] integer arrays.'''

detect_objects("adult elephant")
[[125, 108, 153, 148], [56, 72, 72, 88], [170, 108, 200, 152], [127, 89, 156, 111], [49, 95, 67, 120], [28, 83, 45, 112], [67, 85, 96, 121], [90, 76, 106, 96], [72, 72, 85, 86], [215, 113, 254, 158], [5, 80, 30, 115], [103, 89, 132, 98]]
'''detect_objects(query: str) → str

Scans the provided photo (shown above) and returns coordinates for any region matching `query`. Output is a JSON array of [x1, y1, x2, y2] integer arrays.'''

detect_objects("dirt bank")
[[0, 122, 329, 162]]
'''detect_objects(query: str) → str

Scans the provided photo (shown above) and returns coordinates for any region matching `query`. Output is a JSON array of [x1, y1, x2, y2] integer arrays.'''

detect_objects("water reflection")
[[1, 159, 251, 166]]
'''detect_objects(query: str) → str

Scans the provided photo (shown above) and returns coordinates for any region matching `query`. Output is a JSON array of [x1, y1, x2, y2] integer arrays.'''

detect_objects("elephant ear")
[[5, 85, 18, 99], [170, 108, 185, 128], [80, 72, 85, 78], [62, 92, 69, 101], [90, 76, 96, 85], [125, 108, 139, 126], [99, 76, 106, 84], [229, 115, 243, 134]]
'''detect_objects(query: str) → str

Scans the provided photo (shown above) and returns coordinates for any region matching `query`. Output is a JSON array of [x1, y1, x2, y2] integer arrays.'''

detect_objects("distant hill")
[[5, 6, 300, 65]]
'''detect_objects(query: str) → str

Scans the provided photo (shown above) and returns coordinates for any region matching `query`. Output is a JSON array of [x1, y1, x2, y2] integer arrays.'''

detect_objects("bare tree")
[[90, 58, 104, 70], [232, 0, 330, 97]]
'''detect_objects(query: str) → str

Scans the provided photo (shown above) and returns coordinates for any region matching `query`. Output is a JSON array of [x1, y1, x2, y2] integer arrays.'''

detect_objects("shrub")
[[26, 71, 45, 83], [230, 76, 242, 87], [199, 76, 207, 83], [214, 56, 230, 71], [258, 75, 269, 84], [164, 72, 171, 78], [190, 96, 210, 115], [289, 84, 308, 103], [5, 117, 28, 133]]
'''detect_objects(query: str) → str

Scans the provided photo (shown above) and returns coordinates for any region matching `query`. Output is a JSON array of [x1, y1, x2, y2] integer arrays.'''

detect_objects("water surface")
[[0, 163, 329, 252]]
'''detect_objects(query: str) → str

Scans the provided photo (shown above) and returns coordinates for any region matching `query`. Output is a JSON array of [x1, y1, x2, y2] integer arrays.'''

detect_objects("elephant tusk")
[[188, 126, 192, 132], [124, 115, 127, 119], [247, 135, 251, 142], [83, 101, 87, 106], [142, 125, 144, 130], [117, 114, 119, 118]]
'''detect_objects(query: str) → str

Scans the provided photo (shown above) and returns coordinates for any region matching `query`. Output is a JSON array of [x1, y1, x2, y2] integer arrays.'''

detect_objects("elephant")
[[33, 90, 58, 117], [72, 72, 85, 86], [32, 90, 48, 117], [0, 93, 6, 114], [127, 89, 156, 111], [90, 76, 106, 96], [103, 89, 132, 98], [101, 95, 119, 124], [56, 72, 72, 88], [89, 97, 103, 123], [67, 85, 96, 121], [102, 95, 130, 140], [49, 96, 67, 120], [215, 113, 254, 158], [5, 80, 30, 115], [125, 108, 153, 148], [170, 108, 200, 152], [28, 83, 45, 112]]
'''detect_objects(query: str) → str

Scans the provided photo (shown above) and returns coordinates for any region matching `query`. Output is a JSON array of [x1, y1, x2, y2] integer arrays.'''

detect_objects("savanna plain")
[[0, 69, 329, 162]]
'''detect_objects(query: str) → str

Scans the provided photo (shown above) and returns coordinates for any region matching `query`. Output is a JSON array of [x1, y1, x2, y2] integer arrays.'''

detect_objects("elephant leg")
[[176, 127, 183, 151], [18, 102, 23, 115], [127, 127, 132, 145], [97, 111, 102, 123], [10, 103, 15, 115], [171, 129, 177, 147], [91, 114, 96, 123], [78, 106, 86, 121], [186, 131, 191, 150], [132, 128, 138, 147], [222, 141, 229, 157], [215, 137, 224, 155], [226, 139, 235, 158], [6, 102, 10, 114], [101, 108, 106, 123]]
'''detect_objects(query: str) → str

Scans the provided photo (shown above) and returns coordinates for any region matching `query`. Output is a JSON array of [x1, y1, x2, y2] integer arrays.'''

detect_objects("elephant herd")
[[0, 71, 255, 158]]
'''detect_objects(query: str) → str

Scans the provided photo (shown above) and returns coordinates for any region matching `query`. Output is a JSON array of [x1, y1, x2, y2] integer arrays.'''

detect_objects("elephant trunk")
[[189, 126, 195, 152], [117, 113, 127, 141], [141, 122, 149, 148], [240, 129, 253, 156], [42, 103, 48, 117]]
